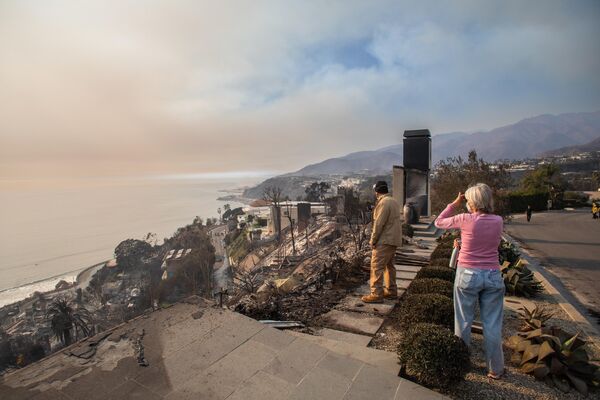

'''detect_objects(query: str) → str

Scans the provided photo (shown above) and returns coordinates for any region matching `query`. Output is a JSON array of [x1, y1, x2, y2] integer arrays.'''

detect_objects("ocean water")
[[0, 174, 266, 307]]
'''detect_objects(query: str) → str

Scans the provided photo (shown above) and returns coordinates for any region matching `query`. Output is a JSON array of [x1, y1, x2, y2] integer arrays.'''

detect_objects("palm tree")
[[45, 296, 92, 346]]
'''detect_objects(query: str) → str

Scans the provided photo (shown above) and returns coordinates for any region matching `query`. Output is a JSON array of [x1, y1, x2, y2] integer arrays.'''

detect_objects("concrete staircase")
[[275, 219, 448, 398]]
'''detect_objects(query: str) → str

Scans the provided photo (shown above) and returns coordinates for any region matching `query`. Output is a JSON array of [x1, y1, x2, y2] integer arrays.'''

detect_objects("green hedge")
[[416, 267, 455, 282], [398, 294, 453, 329], [407, 278, 453, 298], [398, 323, 470, 388], [502, 191, 548, 213], [429, 258, 451, 268], [430, 246, 453, 260]]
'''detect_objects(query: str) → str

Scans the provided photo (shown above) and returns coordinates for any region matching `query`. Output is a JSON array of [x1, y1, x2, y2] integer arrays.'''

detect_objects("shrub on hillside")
[[416, 267, 455, 282], [398, 323, 470, 388], [398, 294, 453, 329], [407, 278, 453, 298]]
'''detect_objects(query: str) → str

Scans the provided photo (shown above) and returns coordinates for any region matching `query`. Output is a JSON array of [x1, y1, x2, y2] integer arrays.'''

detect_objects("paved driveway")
[[505, 209, 600, 318]]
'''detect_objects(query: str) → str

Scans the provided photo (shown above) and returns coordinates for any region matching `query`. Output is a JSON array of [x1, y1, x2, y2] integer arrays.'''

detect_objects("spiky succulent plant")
[[518, 304, 554, 332], [501, 259, 544, 297], [508, 327, 600, 395]]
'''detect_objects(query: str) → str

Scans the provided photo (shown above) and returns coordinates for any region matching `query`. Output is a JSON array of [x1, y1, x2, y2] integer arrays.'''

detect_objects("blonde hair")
[[465, 183, 494, 213]]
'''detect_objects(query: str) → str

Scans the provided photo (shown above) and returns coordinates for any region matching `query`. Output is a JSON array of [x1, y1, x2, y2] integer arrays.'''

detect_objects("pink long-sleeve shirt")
[[435, 203, 503, 269]]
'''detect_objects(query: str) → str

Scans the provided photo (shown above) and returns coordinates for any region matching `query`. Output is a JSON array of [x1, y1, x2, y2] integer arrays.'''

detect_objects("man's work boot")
[[361, 294, 384, 303], [383, 290, 398, 299]]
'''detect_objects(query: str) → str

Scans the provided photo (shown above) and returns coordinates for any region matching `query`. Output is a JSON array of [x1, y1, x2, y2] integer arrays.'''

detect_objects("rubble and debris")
[[67, 332, 112, 360], [133, 329, 148, 367]]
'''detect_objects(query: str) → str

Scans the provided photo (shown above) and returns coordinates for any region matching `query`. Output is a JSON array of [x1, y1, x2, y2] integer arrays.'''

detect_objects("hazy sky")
[[1, 0, 599, 178]]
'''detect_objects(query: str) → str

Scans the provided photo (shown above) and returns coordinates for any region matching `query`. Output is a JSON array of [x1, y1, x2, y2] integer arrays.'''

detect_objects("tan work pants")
[[370, 244, 398, 296]]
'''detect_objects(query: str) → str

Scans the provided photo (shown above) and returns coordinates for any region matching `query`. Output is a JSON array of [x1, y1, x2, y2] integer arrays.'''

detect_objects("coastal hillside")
[[285, 150, 401, 177], [243, 111, 600, 199], [539, 135, 600, 157]]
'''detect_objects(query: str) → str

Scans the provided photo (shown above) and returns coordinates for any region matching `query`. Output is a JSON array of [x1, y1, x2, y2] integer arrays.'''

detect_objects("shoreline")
[[216, 194, 257, 205], [0, 189, 251, 310], [0, 260, 108, 309]]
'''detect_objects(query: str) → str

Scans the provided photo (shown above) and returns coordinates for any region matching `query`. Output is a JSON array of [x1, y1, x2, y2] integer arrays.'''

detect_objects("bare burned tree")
[[232, 267, 261, 294], [284, 202, 297, 254], [345, 210, 370, 254], [341, 187, 371, 254]]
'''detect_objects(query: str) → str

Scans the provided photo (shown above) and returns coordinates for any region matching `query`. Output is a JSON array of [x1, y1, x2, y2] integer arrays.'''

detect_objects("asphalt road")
[[209, 224, 232, 291], [505, 208, 600, 318]]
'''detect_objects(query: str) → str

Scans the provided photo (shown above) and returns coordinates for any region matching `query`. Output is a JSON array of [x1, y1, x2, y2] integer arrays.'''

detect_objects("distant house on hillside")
[[269, 201, 327, 234], [161, 248, 192, 280]]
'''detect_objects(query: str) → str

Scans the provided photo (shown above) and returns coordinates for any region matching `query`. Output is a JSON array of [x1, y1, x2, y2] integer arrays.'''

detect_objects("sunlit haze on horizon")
[[1, 0, 600, 179]]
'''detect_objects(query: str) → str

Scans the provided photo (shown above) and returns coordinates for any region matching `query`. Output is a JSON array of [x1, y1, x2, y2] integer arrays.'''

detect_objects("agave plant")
[[518, 304, 554, 332], [501, 259, 544, 297], [508, 327, 600, 395], [499, 239, 521, 265]]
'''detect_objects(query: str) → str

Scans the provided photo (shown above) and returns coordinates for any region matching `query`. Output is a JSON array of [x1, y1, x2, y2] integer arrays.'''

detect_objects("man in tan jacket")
[[362, 180, 403, 303]]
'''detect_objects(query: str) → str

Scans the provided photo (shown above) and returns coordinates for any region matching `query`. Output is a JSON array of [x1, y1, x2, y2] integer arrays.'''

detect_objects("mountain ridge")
[[243, 111, 600, 199], [287, 110, 600, 176]]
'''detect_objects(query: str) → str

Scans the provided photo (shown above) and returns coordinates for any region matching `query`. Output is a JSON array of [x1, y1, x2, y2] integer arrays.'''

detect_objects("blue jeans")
[[454, 266, 505, 374]]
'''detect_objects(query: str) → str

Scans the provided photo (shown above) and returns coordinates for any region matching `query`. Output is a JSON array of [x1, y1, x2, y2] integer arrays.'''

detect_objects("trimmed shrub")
[[398, 294, 453, 328], [429, 257, 451, 268], [416, 267, 455, 282], [429, 258, 450, 268], [407, 278, 453, 298], [430, 246, 453, 260], [402, 223, 414, 238], [398, 323, 470, 388]]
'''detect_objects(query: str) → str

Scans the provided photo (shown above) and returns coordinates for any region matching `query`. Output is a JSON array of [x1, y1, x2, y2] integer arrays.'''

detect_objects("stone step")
[[335, 296, 396, 317], [319, 309, 385, 336], [397, 279, 412, 290], [308, 327, 373, 347], [405, 251, 432, 257], [285, 331, 448, 399], [411, 221, 435, 231], [394, 265, 422, 273], [287, 330, 399, 375], [396, 271, 418, 280], [416, 229, 441, 238], [396, 253, 429, 260], [394, 260, 428, 267]]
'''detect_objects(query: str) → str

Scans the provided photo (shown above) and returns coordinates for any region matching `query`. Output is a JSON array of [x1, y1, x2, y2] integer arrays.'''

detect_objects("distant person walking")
[[362, 181, 402, 304], [592, 202, 599, 220], [435, 183, 505, 379], [547, 199, 552, 211], [526, 205, 532, 222]]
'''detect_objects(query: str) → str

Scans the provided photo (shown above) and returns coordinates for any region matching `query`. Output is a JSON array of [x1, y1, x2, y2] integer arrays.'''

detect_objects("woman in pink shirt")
[[435, 183, 505, 379]]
